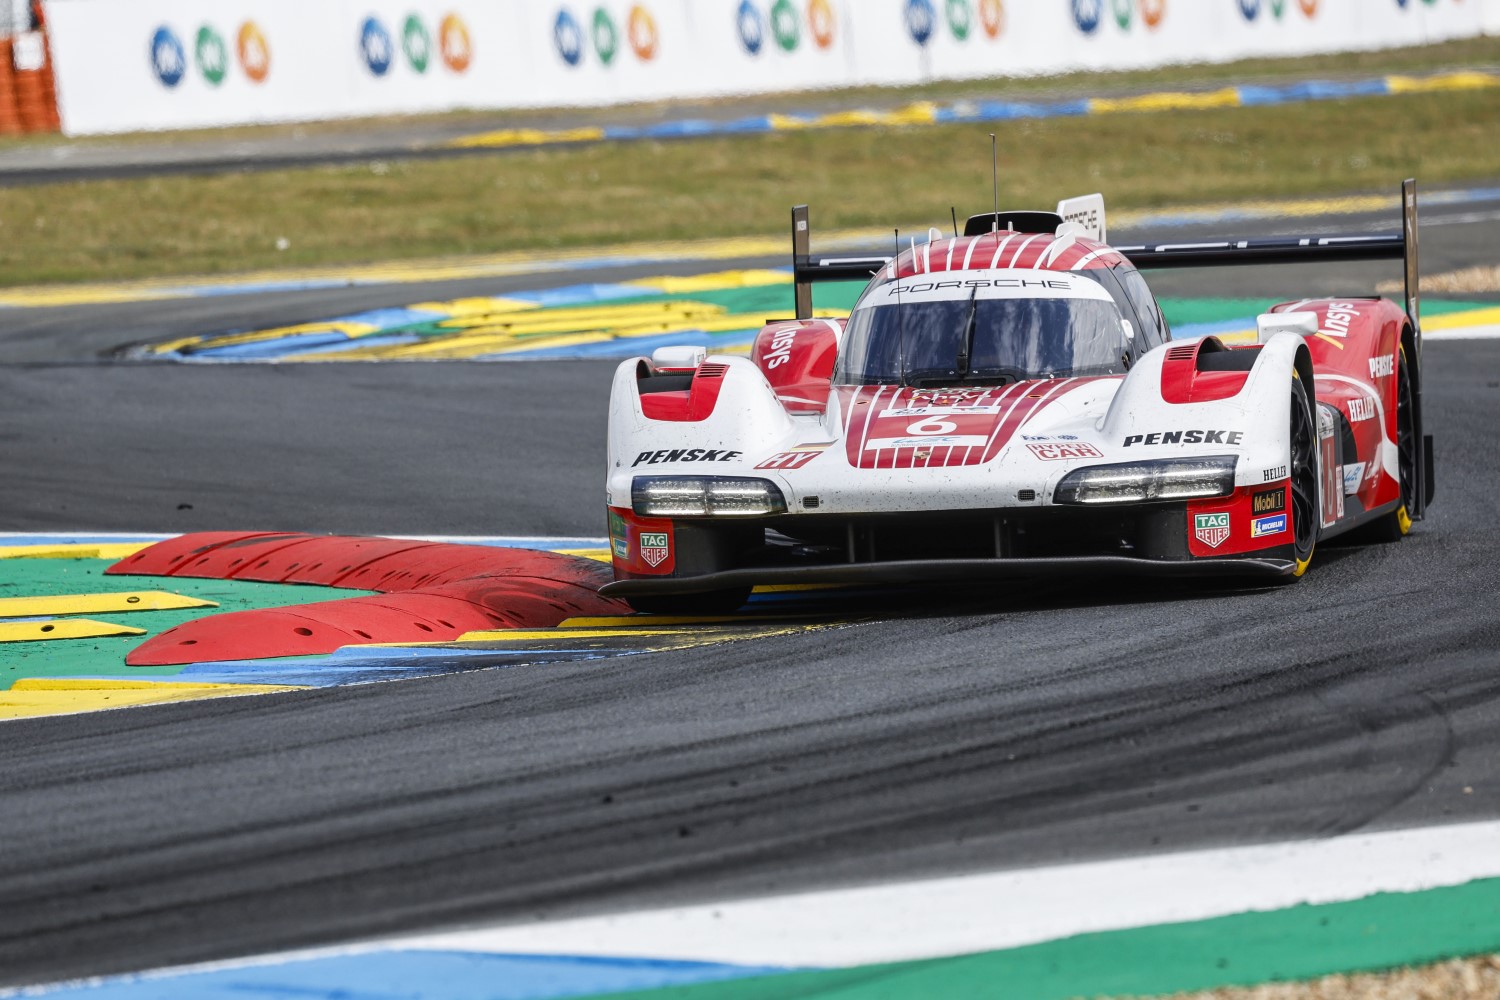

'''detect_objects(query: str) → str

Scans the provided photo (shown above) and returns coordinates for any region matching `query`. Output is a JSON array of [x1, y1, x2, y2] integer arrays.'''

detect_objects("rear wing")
[[791, 179, 1421, 336]]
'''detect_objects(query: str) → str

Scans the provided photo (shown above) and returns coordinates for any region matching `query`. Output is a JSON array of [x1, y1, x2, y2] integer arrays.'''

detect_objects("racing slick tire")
[[1361, 345, 1416, 543], [625, 587, 753, 616], [1284, 370, 1318, 581]]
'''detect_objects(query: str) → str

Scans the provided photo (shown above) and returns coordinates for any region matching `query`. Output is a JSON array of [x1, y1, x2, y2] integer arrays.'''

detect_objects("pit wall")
[[40, 0, 1496, 135]]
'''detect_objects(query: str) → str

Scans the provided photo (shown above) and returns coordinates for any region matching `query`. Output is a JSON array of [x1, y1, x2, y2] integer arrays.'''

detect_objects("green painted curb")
[[600, 877, 1500, 1000], [0, 557, 375, 686]]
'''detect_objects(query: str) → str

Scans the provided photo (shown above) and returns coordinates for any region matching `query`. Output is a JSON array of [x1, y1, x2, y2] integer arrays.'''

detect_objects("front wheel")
[[626, 587, 752, 616], [1286, 370, 1319, 580]]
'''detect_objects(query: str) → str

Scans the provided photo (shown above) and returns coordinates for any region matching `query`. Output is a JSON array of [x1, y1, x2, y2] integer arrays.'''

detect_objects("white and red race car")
[[601, 182, 1432, 613]]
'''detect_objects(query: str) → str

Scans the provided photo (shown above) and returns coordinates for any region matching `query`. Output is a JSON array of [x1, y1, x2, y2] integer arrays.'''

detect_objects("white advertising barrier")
[[42, 0, 1494, 135]]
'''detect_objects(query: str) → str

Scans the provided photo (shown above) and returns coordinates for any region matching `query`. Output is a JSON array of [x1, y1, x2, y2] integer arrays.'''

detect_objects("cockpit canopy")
[[834, 268, 1134, 387]]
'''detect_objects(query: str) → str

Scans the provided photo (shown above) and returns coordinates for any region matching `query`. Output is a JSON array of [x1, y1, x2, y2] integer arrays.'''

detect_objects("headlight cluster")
[[632, 477, 788, 517], [1055, 456, 1237, 505]]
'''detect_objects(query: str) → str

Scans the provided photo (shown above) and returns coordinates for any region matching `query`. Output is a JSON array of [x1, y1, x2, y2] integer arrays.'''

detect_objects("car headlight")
[[632, 477, 788, 517], [1054, 456, 1238, 505]]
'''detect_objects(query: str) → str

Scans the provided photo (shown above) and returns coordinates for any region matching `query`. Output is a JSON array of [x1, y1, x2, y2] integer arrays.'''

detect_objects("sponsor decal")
[[946, 0, 972, 41], [1027, 442, 1104, 461], [440, 14, 473, 72], [1238, 0, 1260, 20], [1299, 0, 1318, 15], [1022, 434, 1079, 441], [1194, 512, 1231, 549], [1251, 487, 1286, 515], [633, 449, 743, 466], [592, 8, 619, 65], [756, 449, 823, 470], [809, 0, 837, 48], [763, 327, 798, 369], [639, 531, 670, 568], [979, 0, 1004, 38], [554, 8, 585, 65], [1251, 513, 1288, 538], [237, 22, 270, 83], [891, 277, 1072, 295], [905, 0, 937, 46], [1342, 463, 1367, 495], [195, 24, 228, 87], [609, 510, 629, 560], [403, 14, 432, 74], [361, 16, 394, 76], [1262, 465, 1288, 482], [737, 0, 765, 54], [1318, 301, 1359, 343], [771, 0, 800, 51], [869, 435, 987, 449], [1139, 0, 1166, 29], [1112, 0, 1133, 30], [1369, 354, 1395, 379], [150, 26, 187, 88], [628, 5, 659, 60], [1073, 0, 1103, 34], [1348, 397, 1375, 422], [1123, 430, 1244, 447]]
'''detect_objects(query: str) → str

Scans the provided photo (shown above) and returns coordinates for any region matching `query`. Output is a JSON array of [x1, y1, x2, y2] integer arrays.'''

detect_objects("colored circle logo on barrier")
[[404, 15, 432, 74], [771, 0, 800, 51], [1269, 0, 1287, 17], [1238, 0, 1260, 21], [555, 8, 584, 65], [237, 22, 270, 83], [737, 0, 765, 54], [1112, 0, 1132, 29], [809, 0, 836, 48], [628, 5, 658, 60], [592, 7, 619, 65], [150, 25, 186, 87], [361, 16, 394, 75], [1299, 0, 1318, 14], [1073, 0, 1103, 34], [946, 0, 972, 41], [196, 24, 228, 86], [440, 14, 472, 72], [979, 0, 1003, 39], [1140, 0, 1165, 29], [906, 0, 936, 45]]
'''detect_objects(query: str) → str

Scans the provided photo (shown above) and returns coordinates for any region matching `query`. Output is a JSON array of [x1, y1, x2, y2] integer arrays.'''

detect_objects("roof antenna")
[[950, 206, 959, 239], [893, 228, 908, 386], [990, 133, 1000, 233]]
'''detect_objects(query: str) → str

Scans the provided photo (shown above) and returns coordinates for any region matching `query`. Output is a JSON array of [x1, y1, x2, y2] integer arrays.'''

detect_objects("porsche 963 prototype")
[[602, 181, 1433, 613]]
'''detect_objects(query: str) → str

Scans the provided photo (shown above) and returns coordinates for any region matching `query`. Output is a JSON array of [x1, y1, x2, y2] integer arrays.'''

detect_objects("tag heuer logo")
[[1194, 512, 1231, 549], [639, 531, 670, 567]]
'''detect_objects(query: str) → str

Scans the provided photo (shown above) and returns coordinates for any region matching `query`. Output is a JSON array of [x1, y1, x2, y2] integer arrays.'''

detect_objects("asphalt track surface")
[[0, 203, 1498, 986]]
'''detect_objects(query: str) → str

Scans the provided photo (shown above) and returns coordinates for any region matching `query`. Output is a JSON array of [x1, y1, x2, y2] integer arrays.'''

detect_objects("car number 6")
[[906, 417, 958, 436]]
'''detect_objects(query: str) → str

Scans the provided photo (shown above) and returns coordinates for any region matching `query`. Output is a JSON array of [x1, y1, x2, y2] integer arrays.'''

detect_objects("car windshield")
[[834, 269, 1131, 386]]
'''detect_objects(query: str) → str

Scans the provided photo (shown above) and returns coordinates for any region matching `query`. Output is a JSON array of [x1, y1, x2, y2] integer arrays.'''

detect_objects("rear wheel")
[[1367, 346, 1416, 542], [626, 587, 752, 616], [1287, 371, 1318, 579]]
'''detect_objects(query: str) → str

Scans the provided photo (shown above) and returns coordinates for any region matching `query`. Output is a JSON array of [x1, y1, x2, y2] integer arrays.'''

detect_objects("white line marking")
[[391, 818, 1500, 968], [1426, 324, 1500, 340]]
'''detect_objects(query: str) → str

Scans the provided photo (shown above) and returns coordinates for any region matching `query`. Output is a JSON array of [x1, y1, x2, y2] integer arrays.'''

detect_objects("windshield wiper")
[[956, 286, 979, 379]]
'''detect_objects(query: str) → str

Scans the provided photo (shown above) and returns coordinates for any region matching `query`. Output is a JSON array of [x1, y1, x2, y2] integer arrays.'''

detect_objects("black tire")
[[1366, 345, 1416, 543], [1286, 370, 1319, 579], [625, 587, 753, 616]]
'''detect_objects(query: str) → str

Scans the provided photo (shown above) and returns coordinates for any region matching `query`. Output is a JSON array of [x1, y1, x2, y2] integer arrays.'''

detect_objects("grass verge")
[[3, 76, 1500, 284], [1158, 954, 1500, 999]]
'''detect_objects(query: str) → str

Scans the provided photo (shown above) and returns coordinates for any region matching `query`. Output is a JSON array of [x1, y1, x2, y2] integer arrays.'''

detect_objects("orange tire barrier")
[[0, 39, 22, 136]]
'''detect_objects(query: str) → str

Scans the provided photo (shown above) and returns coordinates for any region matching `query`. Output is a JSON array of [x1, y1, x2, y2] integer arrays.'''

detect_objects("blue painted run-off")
[[13, 950, 794, 1000]]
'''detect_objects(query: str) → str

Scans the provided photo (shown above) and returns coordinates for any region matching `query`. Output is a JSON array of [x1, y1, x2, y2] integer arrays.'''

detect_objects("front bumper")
[[600, 553, 1297, 597]]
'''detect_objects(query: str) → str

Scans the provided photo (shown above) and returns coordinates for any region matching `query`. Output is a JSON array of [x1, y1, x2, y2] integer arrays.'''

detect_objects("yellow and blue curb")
[[447, 71, 1500, 150]]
